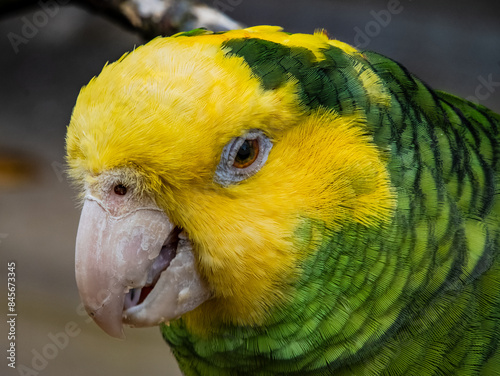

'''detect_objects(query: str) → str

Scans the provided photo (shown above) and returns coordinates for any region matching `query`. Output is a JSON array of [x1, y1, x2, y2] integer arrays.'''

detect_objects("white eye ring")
[[214, 130, 272, 186]]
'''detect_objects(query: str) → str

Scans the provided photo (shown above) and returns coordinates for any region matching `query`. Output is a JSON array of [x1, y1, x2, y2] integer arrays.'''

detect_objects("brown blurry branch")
[[0, 0, 244, 38], [80, 0, 244, 38]]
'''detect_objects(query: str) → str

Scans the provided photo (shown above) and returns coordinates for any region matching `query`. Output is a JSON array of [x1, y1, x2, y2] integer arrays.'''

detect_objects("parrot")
[[66, 26, 500, 375]]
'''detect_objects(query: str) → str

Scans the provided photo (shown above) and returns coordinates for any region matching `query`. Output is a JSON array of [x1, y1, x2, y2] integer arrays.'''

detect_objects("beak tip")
[[85, 305, 126, 340], [96, 319, 126, 339], [113, 330, 126, 341]]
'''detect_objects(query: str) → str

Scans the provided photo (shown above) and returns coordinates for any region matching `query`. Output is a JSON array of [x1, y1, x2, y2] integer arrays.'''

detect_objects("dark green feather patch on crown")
[[222, 38, 376, 115]]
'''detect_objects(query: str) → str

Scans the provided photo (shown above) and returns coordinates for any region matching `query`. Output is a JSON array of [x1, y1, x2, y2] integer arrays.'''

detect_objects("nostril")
[[114, 184, 127, 195]]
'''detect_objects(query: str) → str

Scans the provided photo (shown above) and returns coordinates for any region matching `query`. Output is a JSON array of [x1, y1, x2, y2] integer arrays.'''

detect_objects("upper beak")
[[75, 195, 210, 338]]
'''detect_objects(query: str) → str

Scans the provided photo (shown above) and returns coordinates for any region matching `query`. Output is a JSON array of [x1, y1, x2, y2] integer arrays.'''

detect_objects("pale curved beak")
[[75, 195, 210, 338]]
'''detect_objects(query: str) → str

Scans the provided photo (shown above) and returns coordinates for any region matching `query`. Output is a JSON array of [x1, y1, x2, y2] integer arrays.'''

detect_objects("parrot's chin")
[[75, 194, 211, 339]]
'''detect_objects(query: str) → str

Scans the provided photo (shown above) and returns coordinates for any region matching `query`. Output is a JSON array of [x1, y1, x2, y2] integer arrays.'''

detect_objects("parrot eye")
[[233, 139, 259, 168], [214, 130, 272, 186], [113, 184, 128, 195]]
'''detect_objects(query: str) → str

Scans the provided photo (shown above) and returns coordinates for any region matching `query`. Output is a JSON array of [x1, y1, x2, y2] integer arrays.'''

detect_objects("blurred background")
[[0, 0, 499, 375]]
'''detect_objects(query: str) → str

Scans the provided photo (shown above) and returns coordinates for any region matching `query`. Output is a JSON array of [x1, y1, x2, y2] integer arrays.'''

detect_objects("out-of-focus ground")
[[0, 1, 499, 375]]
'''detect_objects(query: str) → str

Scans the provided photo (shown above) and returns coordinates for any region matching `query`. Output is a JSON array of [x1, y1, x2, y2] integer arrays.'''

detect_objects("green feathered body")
[[162, 31, 500, 375]]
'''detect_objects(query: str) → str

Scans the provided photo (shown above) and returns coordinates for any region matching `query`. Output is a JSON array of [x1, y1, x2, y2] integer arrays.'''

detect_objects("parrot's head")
[[66, 26, 395, 338]]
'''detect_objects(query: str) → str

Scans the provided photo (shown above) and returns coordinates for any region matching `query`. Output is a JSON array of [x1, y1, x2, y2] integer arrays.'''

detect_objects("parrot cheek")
[[75, 196, 211, 339]]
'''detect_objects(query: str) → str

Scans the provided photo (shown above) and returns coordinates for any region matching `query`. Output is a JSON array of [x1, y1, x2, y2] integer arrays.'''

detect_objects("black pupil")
[[237, 140, 252, 160], [114, 184, 127, 195]]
